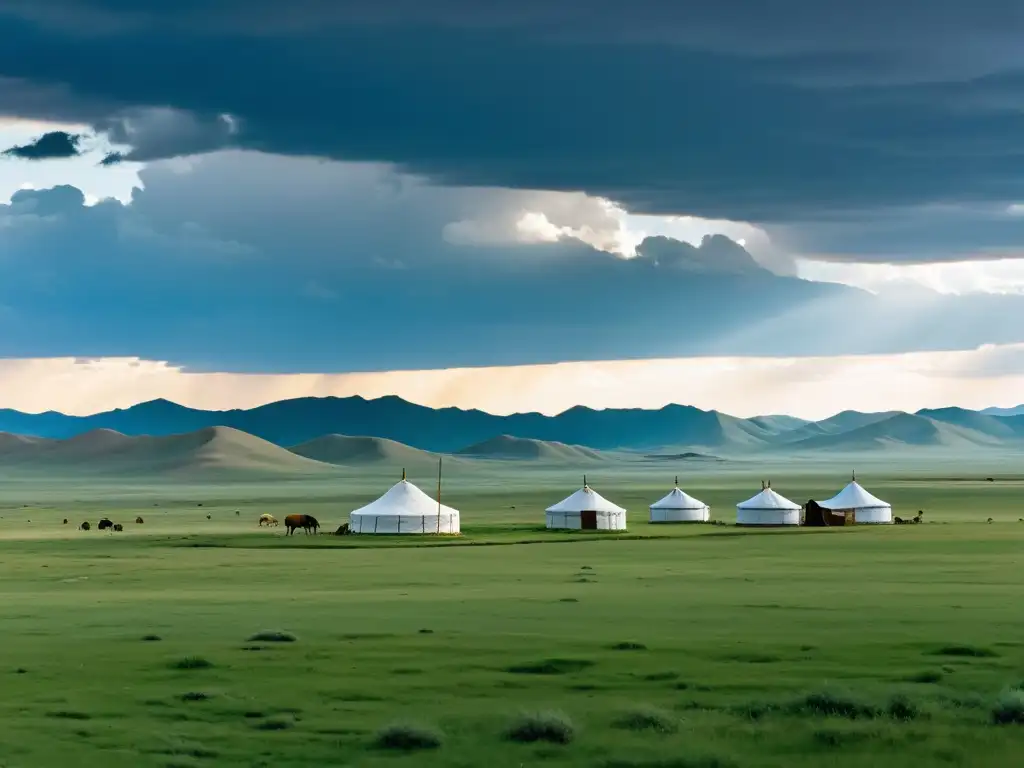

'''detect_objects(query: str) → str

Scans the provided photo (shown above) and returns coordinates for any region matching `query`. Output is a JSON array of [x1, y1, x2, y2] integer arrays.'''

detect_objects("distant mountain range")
[[3, 397, 1024, 460]]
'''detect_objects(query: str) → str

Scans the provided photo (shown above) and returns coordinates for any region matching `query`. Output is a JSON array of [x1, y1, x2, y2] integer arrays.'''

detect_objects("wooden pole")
[[437, 456, 442, 534]]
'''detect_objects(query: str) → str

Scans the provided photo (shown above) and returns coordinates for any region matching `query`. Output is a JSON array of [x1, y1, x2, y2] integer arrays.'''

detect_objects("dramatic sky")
[[2, 1, 1024, 417]]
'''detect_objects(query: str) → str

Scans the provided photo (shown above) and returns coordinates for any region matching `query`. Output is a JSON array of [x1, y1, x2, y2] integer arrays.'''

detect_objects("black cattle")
[[98, 518, 113, 530], [113, 523, 123, 532], [80, 521, 91, 531]]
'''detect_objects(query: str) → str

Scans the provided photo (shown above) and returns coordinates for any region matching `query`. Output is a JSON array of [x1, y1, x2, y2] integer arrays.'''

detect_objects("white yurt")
[[546, 479, 627, 530], [735, 482, 801, 526], [349, 470, 460, 534], [817, 475, 892, 524], [649, 478, 710, 523]]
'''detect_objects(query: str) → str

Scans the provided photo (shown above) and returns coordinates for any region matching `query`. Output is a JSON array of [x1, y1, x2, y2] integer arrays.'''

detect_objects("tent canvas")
[[649, 484, 710, 523], [546, 485, 627, 530], [349, 478, 460, 534], [735, 486, 800, 526], [816, 480, 892, 524]]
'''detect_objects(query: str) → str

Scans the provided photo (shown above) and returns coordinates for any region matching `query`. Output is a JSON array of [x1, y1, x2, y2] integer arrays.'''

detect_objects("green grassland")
[[1, 462, 1023, 767]]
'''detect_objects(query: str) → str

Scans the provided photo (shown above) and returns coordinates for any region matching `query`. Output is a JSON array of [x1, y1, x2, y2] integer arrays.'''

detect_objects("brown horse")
[[333, 523, 351, 536], [285, 514, 319, 535]]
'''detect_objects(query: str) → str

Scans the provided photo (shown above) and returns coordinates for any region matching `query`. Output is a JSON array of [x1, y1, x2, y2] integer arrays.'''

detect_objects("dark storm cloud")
[[2, 1, 1024, 223], [2, 130, 82, 159], [3, 159, 1024, 373]]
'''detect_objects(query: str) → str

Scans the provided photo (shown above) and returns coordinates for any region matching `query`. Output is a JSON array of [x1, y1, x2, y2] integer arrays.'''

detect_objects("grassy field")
[[0, 463, 1023, 767]]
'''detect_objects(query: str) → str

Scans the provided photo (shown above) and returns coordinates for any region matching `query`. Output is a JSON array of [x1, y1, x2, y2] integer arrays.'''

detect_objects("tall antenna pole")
[[436, 456, 442, 534]]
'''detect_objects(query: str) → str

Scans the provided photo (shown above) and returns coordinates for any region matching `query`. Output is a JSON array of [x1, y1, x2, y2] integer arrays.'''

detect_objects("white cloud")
[[798, 257, 1024, 295], [0, 117, 141, 204], [5, 344, 1024, 419]]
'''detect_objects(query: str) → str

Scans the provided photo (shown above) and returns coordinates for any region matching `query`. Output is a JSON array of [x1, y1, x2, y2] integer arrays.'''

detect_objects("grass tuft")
[[991, 688, 1024, 725], [506, 658, 595, 675], [887, 694, 922, 721], [47, 710, 91, 720], [373, 722, 443, 751], [141, 634, 162, 642], [179, 692, 211, 702], [604, 757, 737, 768], [170, 656, 214, 671], [246, 630, 297, 643], [906, 670, 943, 684], [610, 641, 647, 651], [255, 716, 294, 731], [506, 710, 575, 744], [931, 644, 999, 658], [614, 704, 678, 733], [788, 690, 880, 720]]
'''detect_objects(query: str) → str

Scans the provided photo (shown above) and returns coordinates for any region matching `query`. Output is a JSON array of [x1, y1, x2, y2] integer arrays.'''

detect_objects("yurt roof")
[[817, 480, 890, 511], [351, 479, 459, 517], [736, 487, 800, 510], [650, 486, 708, 510], [546, 486, 626, 514]]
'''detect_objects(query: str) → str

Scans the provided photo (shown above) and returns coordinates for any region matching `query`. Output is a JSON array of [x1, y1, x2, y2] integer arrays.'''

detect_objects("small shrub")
[[506, 658, 595, 675], [931, 644, 998, 659], [604, 757, 737, 768], [180, 692, 210, 702], [14, 668, 27, 674], [559, 598, 579, 603], [643, 671, 679, 682], [373, 722, 443, 751], [789, 690, 879, 720], [992, 689, 1024, 725], [887, 694, 921, 721], [141, 634, 162, 642], [47, 711, 91, 720], [614, 705, 678, 733], [610, 641, 647, 651], [813, 726, 875, 748], [170, 656, 214, 671], [906, 670, 943, 684], [247, 630, 297, 643], [506, 710, 575, 744], [418, 628, 434, 634], [255, 716, 294, 731]]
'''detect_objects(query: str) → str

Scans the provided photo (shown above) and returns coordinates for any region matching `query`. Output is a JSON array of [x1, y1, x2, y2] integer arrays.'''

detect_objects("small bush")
[[931, 644, 999, 658], [247, 630, 297, 643], [255, 716, 294, 731], [141, 634, 162, 642], [559, 598, 579, 603], [418, 628, 434, 634], [887, 694, 921, 721], [180, 692, 210, 702], [506, 711, 575, 744], [614, 705, 678, 733], [610, 641, 647, 651], [906, 670, 943, 684], [170, 656, 214, 671], [47, 711, 91, 720], [992, 689, 1024, 725], [789, 690, 880, 720], [373, 722, 443, 751], [604, 757, 737, 768], [506, 658, 595, 675], [813, 726, 875, 748]]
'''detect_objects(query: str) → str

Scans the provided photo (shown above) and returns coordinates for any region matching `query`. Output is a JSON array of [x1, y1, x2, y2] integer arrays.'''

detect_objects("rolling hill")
[[455, 435, 607, 462], [787, 413, 1009, 452], [0, 426, 337, 478], [290, 434, 438, 466], [3, 396, 1024, 457]]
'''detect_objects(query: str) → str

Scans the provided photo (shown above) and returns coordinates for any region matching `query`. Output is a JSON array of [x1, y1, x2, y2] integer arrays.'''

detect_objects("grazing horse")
[[80, 521, 91, 531], [63, 518, 68, 525], [894, 516, 906, 525], [285, 514, 319, 536], [987, 517, 994, 523], [912, 511, 924, 524], [333, 523, 351, 536], [98, 518, 113, 531], [136, 516, 144, 524], [259, 514, 279, 527], [113, 523, 123, 532]]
